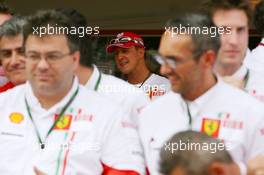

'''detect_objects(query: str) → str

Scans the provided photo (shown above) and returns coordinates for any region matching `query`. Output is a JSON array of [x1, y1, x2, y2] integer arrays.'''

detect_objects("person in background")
[[58, 8, 150, 126], [106, 32, 171, 100], [0, 16, 26, 92], [244, 0, 264, 72], [0, 2, 12, 87], [203, 0, 264, 103]]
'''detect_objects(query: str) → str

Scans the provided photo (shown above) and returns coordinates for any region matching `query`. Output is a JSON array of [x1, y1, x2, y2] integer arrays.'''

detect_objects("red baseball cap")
[[106, 32, 145, 53]]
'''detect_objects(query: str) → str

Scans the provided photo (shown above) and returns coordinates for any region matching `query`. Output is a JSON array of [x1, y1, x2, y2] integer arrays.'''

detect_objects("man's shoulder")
[[149, 73, 170, 84], [100, 73, 147, 96], [101, 73, 130, 86], [0, 83, 26, 107], [216, 81, 264, 112], [139, 91, 182, 119], [0, 83, 26, 98]]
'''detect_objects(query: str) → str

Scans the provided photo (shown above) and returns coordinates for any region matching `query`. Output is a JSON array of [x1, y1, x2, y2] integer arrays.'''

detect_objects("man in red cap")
[[107, 32, 170, 100]]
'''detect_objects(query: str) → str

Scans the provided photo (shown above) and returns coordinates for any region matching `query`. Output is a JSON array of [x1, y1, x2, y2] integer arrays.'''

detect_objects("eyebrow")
[[0, 47, 23, 51], [165, 55, 182, 61], [25, 50, 62, 54]]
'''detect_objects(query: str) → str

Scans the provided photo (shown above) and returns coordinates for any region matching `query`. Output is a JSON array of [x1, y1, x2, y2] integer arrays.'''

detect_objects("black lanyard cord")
[[94, 72, 102, 91], [184, 101, 192, 129], [243, 69, 250, 89]]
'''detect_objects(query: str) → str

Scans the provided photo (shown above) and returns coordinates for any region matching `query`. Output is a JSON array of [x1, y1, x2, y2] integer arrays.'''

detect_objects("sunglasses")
[[153, 53, 195, 69], [109, 37, 144, 47]]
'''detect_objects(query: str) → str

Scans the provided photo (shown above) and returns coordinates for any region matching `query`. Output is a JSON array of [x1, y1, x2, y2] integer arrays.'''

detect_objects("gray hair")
[[0, 16, 26, 38], [160, 130, 233, 175], [166, 13, 221, 61]]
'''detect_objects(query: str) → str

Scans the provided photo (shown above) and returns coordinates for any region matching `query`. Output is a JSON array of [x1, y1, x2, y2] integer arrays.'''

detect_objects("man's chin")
[[221, 57, 242, 66]]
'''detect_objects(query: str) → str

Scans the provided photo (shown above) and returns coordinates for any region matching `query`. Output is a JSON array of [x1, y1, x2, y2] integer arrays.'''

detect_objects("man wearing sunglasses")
[[106, 32, 170, 100], [0, 16, 26, 93], [138, 13, 264, 175]]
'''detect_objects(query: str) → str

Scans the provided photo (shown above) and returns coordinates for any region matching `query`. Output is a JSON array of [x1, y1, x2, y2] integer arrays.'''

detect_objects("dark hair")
[[23, 9, 80, 53], [0, 2, 13, 15], [160, 130, 233, 175], [57, 8, 93, 67], [166, 13, 220, 61], [254, 0, 264, 36], [202, 0, 253, 24], [0, 16, 26, 38]]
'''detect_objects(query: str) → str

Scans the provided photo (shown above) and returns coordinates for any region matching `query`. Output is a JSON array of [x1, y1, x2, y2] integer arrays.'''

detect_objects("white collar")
[[260, 38, 264, 44], [25, 76, 79, 116], [84, 64, 100, 90], [231, 64, 248, 80], [184, 78, 222, 110]]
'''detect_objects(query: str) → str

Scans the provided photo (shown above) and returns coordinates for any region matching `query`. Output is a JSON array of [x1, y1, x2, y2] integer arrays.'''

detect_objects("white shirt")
[[135, 73, 171, 100], [0, 77, 145, 175], [244, 38, 264, 72], [85, 65, 150, 125], [227, 64, 264, 103], [138, 79, 264, 175]]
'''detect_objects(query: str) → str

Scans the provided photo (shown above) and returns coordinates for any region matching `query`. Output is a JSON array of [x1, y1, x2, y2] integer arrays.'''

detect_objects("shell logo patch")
[[9, 113, 24, 124], [201, 118, 221, 138], [54, 114, 72, 130]]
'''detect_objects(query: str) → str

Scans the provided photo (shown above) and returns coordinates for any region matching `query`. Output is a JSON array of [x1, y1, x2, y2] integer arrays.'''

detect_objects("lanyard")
[[139, 73, 152, 88], [94, 72, 102, 91], [25, 87, 79, 149], [184, 101, 192, 129], [243, 68, 250, 89]]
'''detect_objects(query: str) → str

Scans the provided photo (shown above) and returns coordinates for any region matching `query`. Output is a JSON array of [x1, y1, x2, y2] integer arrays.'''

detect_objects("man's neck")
[[183, 72, 217, 101], [34, 80, 73, 110], [127, 63, 151, 84], [215, 62, 242, 77], [76, 65, 93, 85]]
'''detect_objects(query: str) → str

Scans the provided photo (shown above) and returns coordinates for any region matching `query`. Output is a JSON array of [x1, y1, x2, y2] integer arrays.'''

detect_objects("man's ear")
[[199, 50, 216, 68], [208, 162, 226, 175], [137, 47, 145, 58]]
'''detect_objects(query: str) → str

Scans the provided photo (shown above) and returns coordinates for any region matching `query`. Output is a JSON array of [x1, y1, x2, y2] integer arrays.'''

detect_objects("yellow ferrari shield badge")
[[201, 118, 221, 138]]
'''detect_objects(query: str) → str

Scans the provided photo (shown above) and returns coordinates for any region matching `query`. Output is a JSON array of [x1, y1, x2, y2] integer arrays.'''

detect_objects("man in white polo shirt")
[[0, 10, 145, 175], [244, 0, 264, 73], [58, 8, 150, 126], [203, 0, 264, 103], [106, 31, 171, 100], [138, 13, 264, 175]]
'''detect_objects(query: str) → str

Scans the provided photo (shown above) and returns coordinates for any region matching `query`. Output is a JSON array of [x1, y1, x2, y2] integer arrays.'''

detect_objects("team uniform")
[[0, 81, 14, 93], [0, 77, 145, 175], [138, 79, 264, 175], [134, 73, 171, 100], [224, 63, 264, 103], [84, 65, 150, 125], [244, 38, 264, 72]]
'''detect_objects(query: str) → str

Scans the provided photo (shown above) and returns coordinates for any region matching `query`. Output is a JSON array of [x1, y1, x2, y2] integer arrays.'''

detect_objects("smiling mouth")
[[119, 60, 129, 67]]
